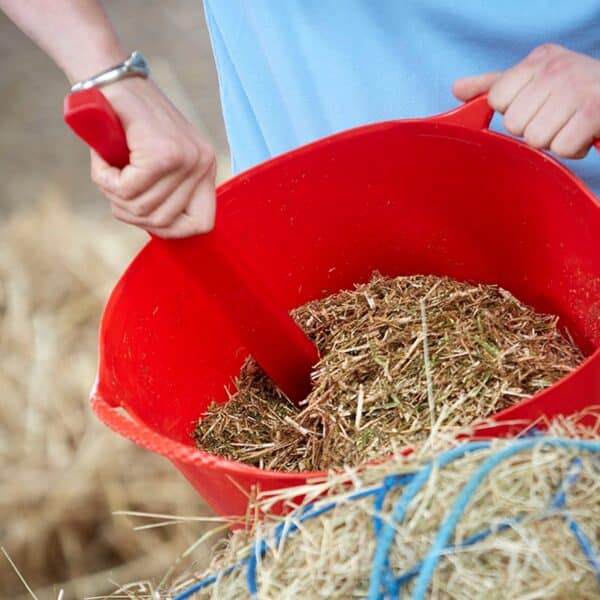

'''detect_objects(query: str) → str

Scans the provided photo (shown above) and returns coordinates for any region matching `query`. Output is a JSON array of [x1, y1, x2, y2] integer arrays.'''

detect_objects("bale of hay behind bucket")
[[0, 197, 217, 598], [163, 416, 600, 600]]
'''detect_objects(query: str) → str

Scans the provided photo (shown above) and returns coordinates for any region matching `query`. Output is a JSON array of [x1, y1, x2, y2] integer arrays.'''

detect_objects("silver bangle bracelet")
[[70, 51, 150, 93]]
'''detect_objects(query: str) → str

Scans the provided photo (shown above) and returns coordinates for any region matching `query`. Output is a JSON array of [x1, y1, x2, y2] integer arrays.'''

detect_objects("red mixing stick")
[[64, 88, 318, 405]]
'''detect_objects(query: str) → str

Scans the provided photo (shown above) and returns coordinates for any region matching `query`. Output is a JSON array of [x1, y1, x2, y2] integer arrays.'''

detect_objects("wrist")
[[63, 37, 127, 84], [70, 51, 149, 93], [101, 75, 152, 103]]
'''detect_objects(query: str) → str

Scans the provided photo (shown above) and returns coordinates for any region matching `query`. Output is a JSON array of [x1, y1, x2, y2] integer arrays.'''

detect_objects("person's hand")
[[453, 44, 600, 159], [91, 77, 216, 238]]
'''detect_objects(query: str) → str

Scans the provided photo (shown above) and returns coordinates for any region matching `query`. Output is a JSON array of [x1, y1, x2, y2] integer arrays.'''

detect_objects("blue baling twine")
[[407, 439, 600, 600], [383, 457, 585, 597], [368, 441, 491, 599], [173, 438, 600, 600]]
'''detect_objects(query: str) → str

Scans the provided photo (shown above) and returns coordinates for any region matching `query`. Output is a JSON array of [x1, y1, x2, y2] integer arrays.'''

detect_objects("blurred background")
[[0, 2, 229, 597]]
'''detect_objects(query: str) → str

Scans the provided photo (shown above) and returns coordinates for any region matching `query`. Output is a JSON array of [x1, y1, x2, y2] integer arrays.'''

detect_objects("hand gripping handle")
[[63, 88, 318, 405], [429, 93, 600, 152]]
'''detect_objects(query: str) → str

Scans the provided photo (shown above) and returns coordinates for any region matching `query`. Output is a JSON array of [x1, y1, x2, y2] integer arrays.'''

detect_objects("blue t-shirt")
[[203, 1, 600, 196]]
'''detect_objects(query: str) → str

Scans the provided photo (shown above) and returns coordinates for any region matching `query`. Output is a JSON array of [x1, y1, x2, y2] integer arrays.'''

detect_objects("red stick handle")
[[64, 88, 318, 404], [64, 89, 129, 168]]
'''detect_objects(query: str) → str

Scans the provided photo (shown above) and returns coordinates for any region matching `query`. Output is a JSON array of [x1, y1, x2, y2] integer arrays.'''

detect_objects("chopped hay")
[[171, 417, 600, 600], [0, 198, 216, 599], [194, 274, 584, 471]]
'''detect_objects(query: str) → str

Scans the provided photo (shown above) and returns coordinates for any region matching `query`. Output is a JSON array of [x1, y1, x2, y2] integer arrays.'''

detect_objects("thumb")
[[452, 72, 502, 101]]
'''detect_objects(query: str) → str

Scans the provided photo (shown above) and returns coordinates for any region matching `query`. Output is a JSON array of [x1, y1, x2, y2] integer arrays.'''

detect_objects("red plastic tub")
[[90, 96, 600, 518]]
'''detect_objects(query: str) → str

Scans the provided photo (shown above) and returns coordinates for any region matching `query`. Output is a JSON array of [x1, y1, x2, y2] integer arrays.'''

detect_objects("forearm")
[[0, 0, 126, 82]]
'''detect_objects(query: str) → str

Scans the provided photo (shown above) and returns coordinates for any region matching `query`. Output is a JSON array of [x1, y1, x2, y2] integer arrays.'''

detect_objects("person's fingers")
[[90, 152, 122, 194], [488, 64, 535, 113], [145, 214, 201, 239], [145, 153, 216, 231], [108, 157, 215, 235], [107, 173, 198, 229], [452, 72, 501, 101], [109, 203, 145, 227], [92, 140, 214, 219], [488, 44, 559, 113], [550, 105, 600, 158], [522, 92, 578, 149], [148, 185, 215, 238], [502, 78, 551, 137], [184, 160, 217, 230], [451, 44, 600, 159], [91, 138, 200, 199], [146, 160, 216, 238], [85, 78, 219, 238], [105, 167, 189, 217], [144, 175, 205, 229]]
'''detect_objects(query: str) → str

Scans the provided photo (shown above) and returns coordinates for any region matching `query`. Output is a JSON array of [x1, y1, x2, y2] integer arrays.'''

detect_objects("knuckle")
[[117, 181, 138, 201], [488, 75, 516, 113], [523, 124, 548, 148], [189, 141, 216, 174], [129, 201, 151, 217], [183, 144, 200, 169], [148, 212, 174, 229], [487, 86, 505, 112], [542, 55, 574, 77], [155, 141, 184, 172], [197, 149, 217, 179], [503, 113, 523, 136], [203, 148, 217, 172], [528, 43, 561, 62], [550, 138, 576, 158], [198, 140, 215, 161], [565, 78, 584, 99], [580, 96, 600, 120]]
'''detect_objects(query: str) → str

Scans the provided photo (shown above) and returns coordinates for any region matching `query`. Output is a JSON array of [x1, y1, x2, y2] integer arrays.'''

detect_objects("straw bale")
[[171, 417, 600, 599], [0, 195, 216, 599]]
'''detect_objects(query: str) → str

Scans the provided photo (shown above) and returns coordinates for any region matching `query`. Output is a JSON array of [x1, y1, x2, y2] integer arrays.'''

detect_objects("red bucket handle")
[[90, 391, 324, 480], [90, 392, 213, 465], [429, 94, 494, 130], [429, 93, 600, 153]]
